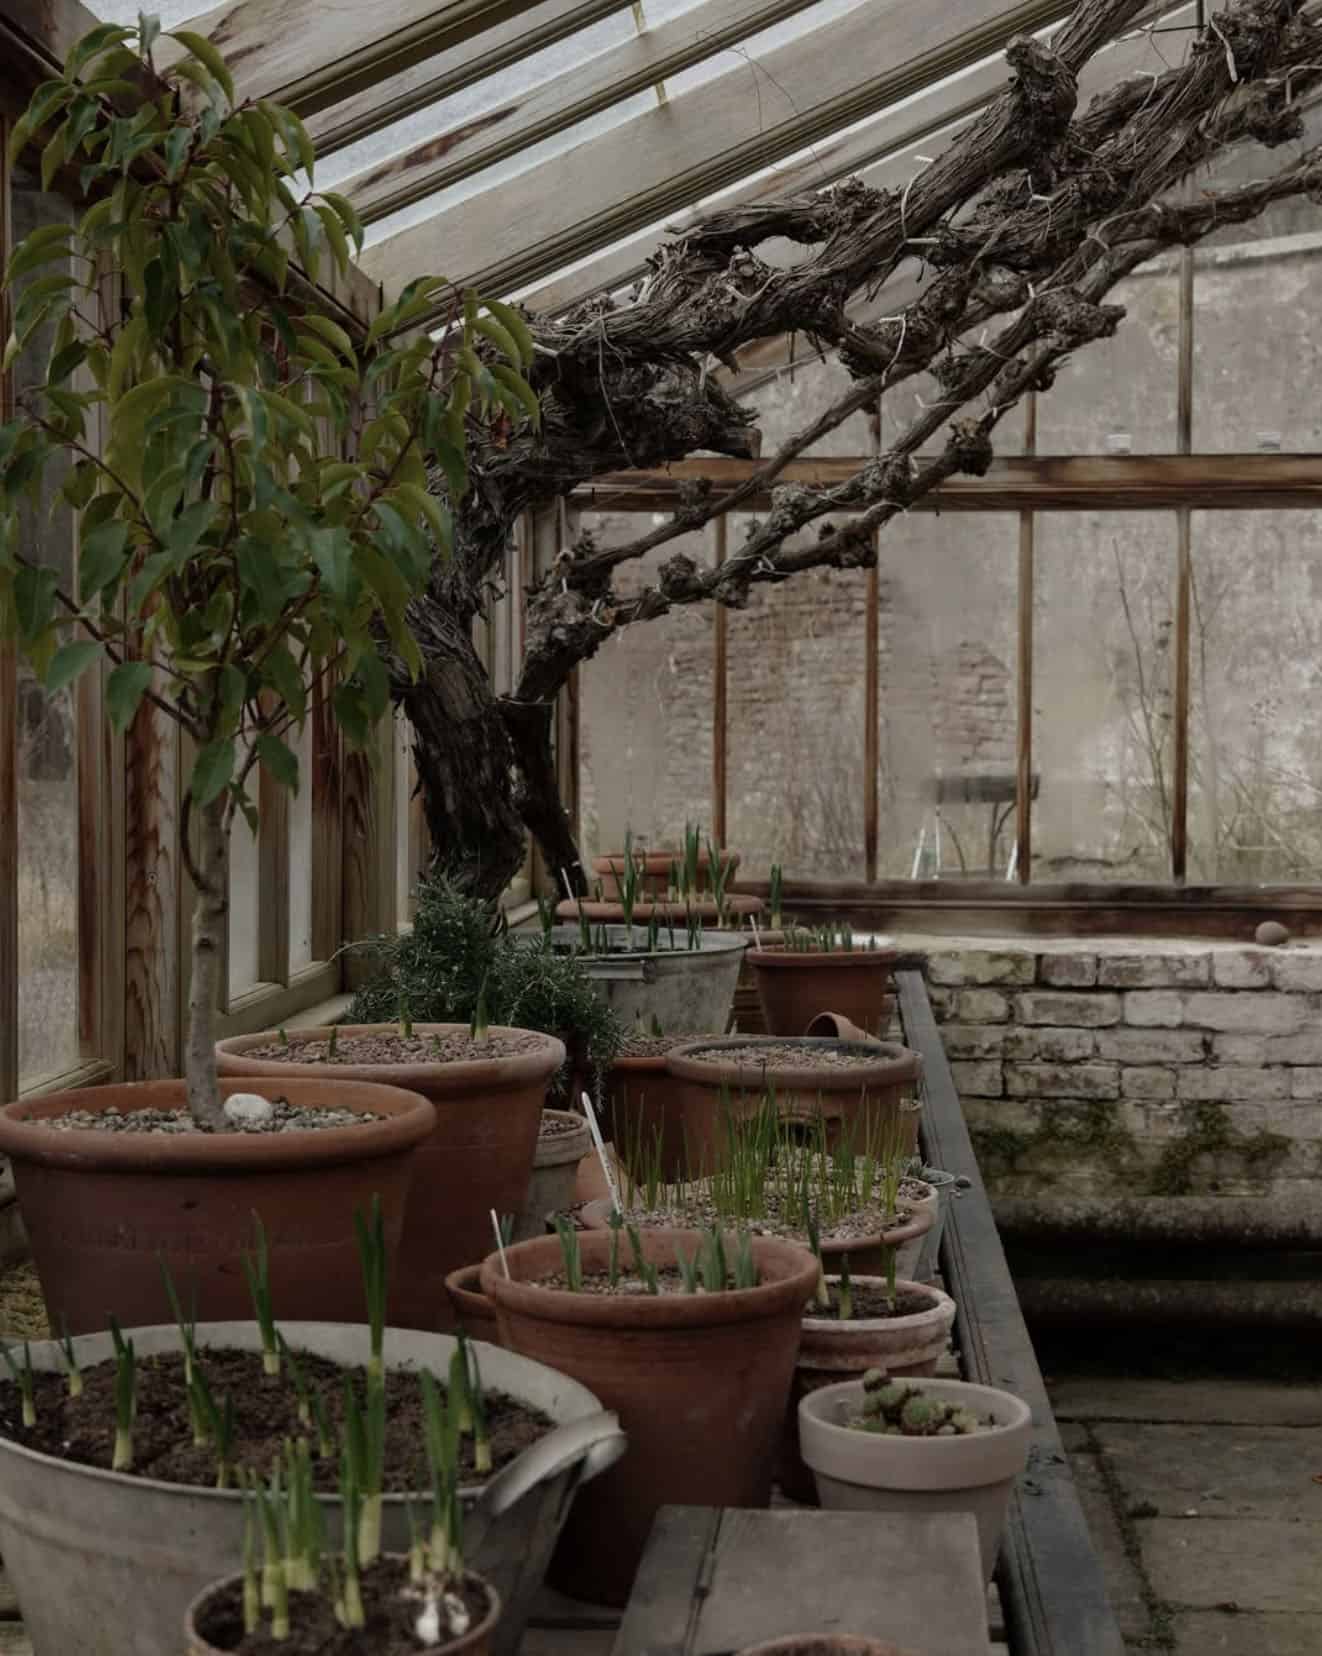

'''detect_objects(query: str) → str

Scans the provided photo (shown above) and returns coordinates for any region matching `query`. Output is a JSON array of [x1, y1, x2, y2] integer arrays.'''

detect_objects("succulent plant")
[[850, 1379, 987, 1438]]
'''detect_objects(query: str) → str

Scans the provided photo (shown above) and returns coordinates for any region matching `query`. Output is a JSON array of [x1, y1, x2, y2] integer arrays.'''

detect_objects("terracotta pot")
[[779, 1277, 957, 1502], [593, 848, 740, 900], [559, 894, 763, 926], [604, 1045, 755, 1184], [575, 1140, 623, 1205], [750, 945, 900, 1038], [480, 1227, 818, 1607], [444, 1264, 503, 1346], [804, 1011, 884, 1043], [0, 1078, 434, 1335], [217, 1024, 564, 1331], [664, 1036, 923, 1156], [185, 1560, 502, 1654], [799, 1376, 1033, 1580], [513, 1110, 593, 1242], [738, 1639, 917, 1656]]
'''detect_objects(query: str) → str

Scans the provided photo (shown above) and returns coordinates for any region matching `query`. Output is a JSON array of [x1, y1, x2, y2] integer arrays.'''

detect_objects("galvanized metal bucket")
[[0, 1321, 624, 1656], [541, 923, 748, 1033]]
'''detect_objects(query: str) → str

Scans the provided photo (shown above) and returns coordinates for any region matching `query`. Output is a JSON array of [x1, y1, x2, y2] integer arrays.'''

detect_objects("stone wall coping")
[[898, 933, 1322, 958]]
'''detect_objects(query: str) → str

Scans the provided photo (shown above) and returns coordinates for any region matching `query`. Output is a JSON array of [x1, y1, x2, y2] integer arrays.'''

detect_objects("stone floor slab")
[[1141, 1518, 1322, 1613], [1050, 1378, 1322, 1428], [1065, 1445, 1152, 1640], [1095, 1423, 1322, 1519], [1173, 1609, 1322, 1654]]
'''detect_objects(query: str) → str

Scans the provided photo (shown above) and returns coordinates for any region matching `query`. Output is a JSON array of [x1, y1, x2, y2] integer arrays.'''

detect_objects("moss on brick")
[[1149, 1102, 1292, 1196]]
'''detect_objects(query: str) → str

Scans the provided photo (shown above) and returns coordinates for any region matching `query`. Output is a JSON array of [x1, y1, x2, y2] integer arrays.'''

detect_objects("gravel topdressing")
[[31, 1099, 376, 1134], [682, 1043, 897, 1070], [617, 1032, 705, 1058], [615, 1172, 931, 1245], [240, 1030, 550, 1065]]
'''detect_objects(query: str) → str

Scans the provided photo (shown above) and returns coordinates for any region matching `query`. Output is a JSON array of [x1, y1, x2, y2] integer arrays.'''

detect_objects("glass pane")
[[228, 769, 261, 995], [1033, 513, 1174, 881], [13, 172, 80, 1082], [727, 532, 867, 880], [578, 517, 714, 867], [877, 514, 1018, 880], [289, 712, 314, 971], [1187, 510, 1322, 882]]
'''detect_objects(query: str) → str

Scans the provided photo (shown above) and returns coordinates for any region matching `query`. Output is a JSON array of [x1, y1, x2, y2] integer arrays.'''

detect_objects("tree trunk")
[[185, 791, 230, 1132], [501, 698, 588, 899]]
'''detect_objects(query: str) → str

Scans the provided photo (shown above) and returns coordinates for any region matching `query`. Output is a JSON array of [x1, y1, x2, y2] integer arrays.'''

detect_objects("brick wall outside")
[[923, 938, 1322, 1198]]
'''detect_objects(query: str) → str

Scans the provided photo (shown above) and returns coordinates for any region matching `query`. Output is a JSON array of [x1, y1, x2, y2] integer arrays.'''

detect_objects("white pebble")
[[223, 1093, 275, 1127]]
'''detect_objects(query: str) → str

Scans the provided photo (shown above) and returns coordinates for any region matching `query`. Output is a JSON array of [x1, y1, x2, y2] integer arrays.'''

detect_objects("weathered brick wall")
[[924, 939, 1322, 1200]]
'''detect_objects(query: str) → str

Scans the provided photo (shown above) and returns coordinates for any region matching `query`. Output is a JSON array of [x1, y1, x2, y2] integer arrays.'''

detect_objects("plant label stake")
[[490, 1210, 511, 1279], [749, 913, 762, 950], [580, 1090, 622, 1215]]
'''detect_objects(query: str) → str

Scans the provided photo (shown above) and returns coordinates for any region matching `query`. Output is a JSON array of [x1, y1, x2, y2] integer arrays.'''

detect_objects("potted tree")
[[0, 19, 534, 1330]]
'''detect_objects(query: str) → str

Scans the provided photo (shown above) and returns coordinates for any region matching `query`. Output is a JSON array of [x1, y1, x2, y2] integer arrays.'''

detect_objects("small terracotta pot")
[[799, 1377, 1033, 1580], [218, 1024, 564, 1331], [185, 1560, 502, 1654], [804, 1012, 884, 1043], [779, 1277, 956, 1502], [664, 1036, 923, 1157], [480, 1227, 818, 1607], [0, 1078, 434, 1336], [513, 1110, 593, 1242], [593, 848, 741, 900], [738, 1639, 917, 1655], [750, 945, 900, 1039], [444, 1264, 503, 1346]]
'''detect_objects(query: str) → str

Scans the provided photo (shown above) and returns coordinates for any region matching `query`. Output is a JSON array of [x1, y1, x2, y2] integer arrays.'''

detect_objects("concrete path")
[[1050, 1375, 1322, 1653]]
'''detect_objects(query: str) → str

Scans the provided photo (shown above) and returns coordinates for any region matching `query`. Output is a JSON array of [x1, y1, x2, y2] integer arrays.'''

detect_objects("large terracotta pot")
[[780, 1277, 957, 1502], [217, 1024, 564, 1331], [480, 1227, 818, 1607], [593, 848, 740, 899], [0, 1078, 433, 1335], [185, 1561, 502, 1655], [750, 944, 900, 1038], [665, 1036, 923, 1155], [445, 1264, 503, 1346], [603, 1043, 753, 1185]]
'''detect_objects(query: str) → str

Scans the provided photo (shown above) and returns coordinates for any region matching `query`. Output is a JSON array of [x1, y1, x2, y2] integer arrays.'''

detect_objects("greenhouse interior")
[[0, 0, 1319, 1650]]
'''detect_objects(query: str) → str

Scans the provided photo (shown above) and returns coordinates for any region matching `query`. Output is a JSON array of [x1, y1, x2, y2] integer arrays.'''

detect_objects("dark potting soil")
[[616, 1033, 703, 1059], [0, 1348, 551, 1490], [31, 1100, 375, 1134], [242, 1030, 548, 1065], [194, 1556, 492, 1654], [808, 1285, 933, 1321], [685, 1043, 890, 1070], [538, 1111, 585, 1140]]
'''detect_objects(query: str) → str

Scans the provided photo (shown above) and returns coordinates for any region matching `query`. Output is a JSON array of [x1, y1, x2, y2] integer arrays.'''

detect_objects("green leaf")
[[472, 312, 522, 369], [318, 190, 363, 253], [489, 361, 541, 428], [4, 223, 73, 286], [138, 12, 161, 55], [40, 124, 69, 192], [189, 738, 235, 807], [310, 526, 353, 601], [165, 500, 215, 559], [106, 659, 153, 731], [67, 23, 135, 78], [14, 564, 58, 639], [78, 518, 131, 603], [261, 644, 306, 723], [46, 638, 101, 693], [486, 299, 536, 367], [256, 732, 299, 792], [167, 29, 236, 105], [298, 312, 355, 365]]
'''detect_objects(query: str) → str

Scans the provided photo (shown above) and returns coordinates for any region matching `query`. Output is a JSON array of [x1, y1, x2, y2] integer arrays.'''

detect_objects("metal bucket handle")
[[478, 1410, 627, 1520]]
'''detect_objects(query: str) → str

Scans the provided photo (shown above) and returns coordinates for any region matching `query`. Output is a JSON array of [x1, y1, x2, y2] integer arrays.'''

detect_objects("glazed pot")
[[217, 1024, 564, 1331], [0, 1321, 623, 1656], [186, 1561, 502, 1655], [779, 1277, 956, 1502], [799, 1376, 1033, 1580], [0, 1078, 434, 1335], [480, 1227, 818, 1607], [750, 944, 900, 1038], [664, 1036, 923, 1155], [445, 1264, 503, 1346], [593, 847, 740, 899], [738, 1640, 917, 1655], [513, 1111, 593, 1242], [542, 924, 747, 1037]]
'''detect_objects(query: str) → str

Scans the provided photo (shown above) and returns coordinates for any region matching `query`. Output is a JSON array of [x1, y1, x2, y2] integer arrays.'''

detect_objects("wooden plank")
[[306, 0, 636, 154], [122, 693, 181, 1082], [514, 0, 1184, 317], [362, 0, 1088, 304], [864, 405, 881, 883], [309, 662, 344, 966], [574, 453, 1322, 514], [257, 745, 291, 987], [1172, 241, 1195, 883], [0, 116, 15, 1102], [615, 1506, 990, 1654], [162, 0, 553, 120], [342, 0, 826, 223], [897, 969, 1127, 1656], [0, 0, 98, 110], [1016, 393, 1037, 885], [711, 517, 729, 847]]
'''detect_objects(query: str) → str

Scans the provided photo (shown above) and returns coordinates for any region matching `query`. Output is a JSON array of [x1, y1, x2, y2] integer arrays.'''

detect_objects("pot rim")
[[594, 850, 740, 874], [184, 1559, 502, 1653], [747, 947, 898, 969], [800, 1277, 956, 1337], [576, 1196, 934, 1252], [535, 1109, 592, 1168], [480, 1227, 817, 1331], [542, 924, 749, 961], [0, 1078, 435, 1171], [216, 1023, 566, 1094], [557, 896, 763, 923], [0, 1321, 590, 1505], [665, 1036, 921, 1091]]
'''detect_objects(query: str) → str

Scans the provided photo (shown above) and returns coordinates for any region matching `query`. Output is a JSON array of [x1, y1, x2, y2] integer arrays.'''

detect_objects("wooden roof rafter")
[[359, 0, 1098, 311]]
